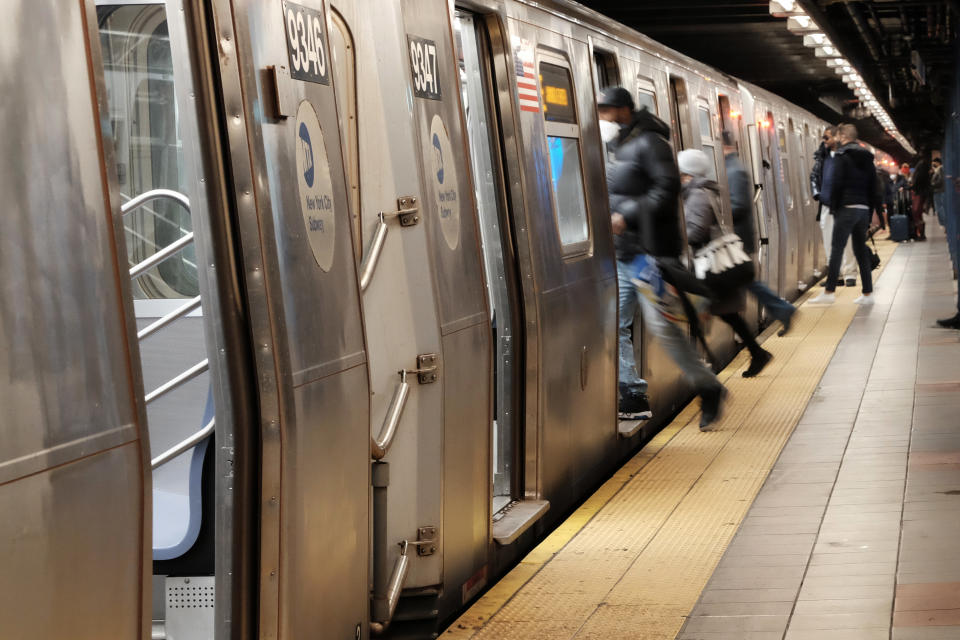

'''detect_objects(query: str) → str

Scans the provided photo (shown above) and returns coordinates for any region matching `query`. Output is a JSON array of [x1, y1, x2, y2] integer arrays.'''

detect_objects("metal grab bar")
[[371, 372, 411, 460], [145, 359, 209, 404], [359, 214, 389, 292], [370, 541, 411, 636], [130, 232, 195, 279], [753, 183, 764, 206], [151, 416, 215, 470], [121, 188, 191, 216], [137, 296, 202, 341]]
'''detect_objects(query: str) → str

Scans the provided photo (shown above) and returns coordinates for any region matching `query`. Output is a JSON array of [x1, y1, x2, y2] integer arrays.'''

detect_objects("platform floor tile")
[[442, 240, 918, 637]]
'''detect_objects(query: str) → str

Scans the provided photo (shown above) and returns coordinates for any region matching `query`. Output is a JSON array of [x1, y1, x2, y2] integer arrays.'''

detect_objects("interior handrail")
[[370, 371, 411, 460], [145, 359, 209, 405], [121, 188, 191, 216], [129, 232, 195, 279], [137, 296, 203, 341], [150, 416, 215, 470]]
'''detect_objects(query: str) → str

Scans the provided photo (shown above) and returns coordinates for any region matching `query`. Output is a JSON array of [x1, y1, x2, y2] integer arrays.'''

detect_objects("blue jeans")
[[747, 280, 794, 323], [827, 207, 873, 294], [617, 260, 648, 396]]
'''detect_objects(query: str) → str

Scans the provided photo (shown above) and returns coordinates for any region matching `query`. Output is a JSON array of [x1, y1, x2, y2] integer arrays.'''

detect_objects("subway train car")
[[2, 0, 829, 639]]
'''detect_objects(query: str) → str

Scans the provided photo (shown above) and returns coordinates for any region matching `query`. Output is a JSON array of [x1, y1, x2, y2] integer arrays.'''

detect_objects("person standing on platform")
[[598, 86, 726, 429], [680, 148, 773, 377], [910, 149, 932, 241], [810, 124, 878, 306], [932, 157, 946, 228], [722, 132, 796, 337], [596, 87, 652, 420], [811, 126, 858, 287]]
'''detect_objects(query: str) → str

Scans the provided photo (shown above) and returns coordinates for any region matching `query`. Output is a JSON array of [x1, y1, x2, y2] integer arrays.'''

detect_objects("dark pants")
[[720, 313, 763, 357], [826, 207, 873, 294]]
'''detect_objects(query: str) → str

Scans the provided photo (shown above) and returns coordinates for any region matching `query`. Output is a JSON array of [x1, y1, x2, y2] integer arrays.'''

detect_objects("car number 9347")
[[283, 1, 329, 85], [408, 36, 441, 101]]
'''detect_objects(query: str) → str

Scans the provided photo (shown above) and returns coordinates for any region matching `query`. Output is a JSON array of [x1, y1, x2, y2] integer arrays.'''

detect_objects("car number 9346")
[[283, 1, 329, 85]]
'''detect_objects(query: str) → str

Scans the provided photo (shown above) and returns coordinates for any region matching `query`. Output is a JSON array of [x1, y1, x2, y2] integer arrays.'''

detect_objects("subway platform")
[[443, 228, 960, 640]]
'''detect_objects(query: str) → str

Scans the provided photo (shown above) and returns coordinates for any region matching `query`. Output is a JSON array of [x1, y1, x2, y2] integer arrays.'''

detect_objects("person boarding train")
[[811, 126, 858, 287], [678, 149, 773, 378], [597, 87, 727, 430], [722, 133, 797, 338]]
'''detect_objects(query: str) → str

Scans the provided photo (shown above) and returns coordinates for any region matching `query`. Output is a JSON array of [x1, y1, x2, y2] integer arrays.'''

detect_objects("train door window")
[[328, 10, 361, 257], [668, 75, 691, 149], [697, 103, 719, 181], [637, 77, 657, 115], [593, 49, 619, 90], [455, 10, 522, 511], [539, 56, 591, 254], [99, 4, 195, 299], [777, 121, 794, 209], [718, 94, 741, 156]]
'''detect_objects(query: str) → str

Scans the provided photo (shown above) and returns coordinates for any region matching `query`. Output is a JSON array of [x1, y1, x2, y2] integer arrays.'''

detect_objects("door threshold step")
[[492, 499, 549, 546], [617, 419, 647, 438]]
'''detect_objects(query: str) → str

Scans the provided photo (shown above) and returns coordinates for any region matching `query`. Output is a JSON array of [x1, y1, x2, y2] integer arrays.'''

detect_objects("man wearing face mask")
[[598, 86, 726, 429]]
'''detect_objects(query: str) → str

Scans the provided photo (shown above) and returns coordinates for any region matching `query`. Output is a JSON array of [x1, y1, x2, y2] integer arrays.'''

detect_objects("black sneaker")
[[836, 279, 845, 287], [845, 278, 857, 287], [743, 349, 773, 378], [619, 393, 652, 420], [699, 386, 727, 431], [936, 314, 960, 329]]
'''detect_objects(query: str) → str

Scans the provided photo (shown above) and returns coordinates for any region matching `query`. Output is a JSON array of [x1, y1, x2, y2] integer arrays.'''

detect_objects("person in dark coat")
[[811, 125, 857, 287], [599, 86, 725, 429], [679, 149, 772, 378], [910, 149, 932, 240], [722, 133, 796, 336], [810, 124, 878, 305]]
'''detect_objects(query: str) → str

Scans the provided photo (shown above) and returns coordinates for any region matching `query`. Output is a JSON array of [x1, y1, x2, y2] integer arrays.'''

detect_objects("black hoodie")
[[829, 142, 878, 213], [606, 108, 683, 260]]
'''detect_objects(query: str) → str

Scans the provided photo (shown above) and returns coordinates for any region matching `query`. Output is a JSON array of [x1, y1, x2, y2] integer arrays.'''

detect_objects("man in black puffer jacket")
[[598, 87, 725, 430], [810, 124, 878, 305]]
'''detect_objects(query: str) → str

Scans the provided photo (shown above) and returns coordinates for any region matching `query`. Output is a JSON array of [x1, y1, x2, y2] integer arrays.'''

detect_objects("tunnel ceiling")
[[579, 0, 959, 160]]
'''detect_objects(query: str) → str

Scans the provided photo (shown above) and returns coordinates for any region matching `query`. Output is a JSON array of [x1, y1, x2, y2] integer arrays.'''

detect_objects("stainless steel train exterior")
[[1, 0, 831, 639]]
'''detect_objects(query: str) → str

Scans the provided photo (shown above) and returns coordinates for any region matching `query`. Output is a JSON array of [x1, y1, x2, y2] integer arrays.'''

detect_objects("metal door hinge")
[[416, 526, 437, 556], [406, 353, 438, 384], [382, 196, 419, 227]]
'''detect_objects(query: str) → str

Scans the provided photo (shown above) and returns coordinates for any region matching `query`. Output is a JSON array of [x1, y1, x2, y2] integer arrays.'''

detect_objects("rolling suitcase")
[[889, 213, 909, 242]]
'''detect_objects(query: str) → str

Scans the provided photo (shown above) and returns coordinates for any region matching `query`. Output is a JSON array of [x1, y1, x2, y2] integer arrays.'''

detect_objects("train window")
[[637, 77, 657, 115], [698, 104, 719, 181], [593, 49, 620, 90], [698, 106, 713, 141], [717, 94, 741, 157], [539, 57, 591, 252], [777, 122, 794, 209], [328, 10, 361, 257], [99, 4, 197, 299]]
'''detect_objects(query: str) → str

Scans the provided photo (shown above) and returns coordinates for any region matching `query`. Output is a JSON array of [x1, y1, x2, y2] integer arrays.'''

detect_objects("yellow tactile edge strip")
[[442, 239, 900, 640]]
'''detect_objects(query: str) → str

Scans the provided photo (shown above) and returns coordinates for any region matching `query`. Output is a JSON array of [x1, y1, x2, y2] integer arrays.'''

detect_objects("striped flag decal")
[[515, 58, 540, 113]]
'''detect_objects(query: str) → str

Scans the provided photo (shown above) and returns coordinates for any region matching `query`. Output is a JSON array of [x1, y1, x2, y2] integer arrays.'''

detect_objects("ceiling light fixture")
[[769, 0, 915, 155]]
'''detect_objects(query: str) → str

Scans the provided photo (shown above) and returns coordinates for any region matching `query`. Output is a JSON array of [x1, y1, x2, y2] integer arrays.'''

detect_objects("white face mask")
[[599, 119, 620, 143]]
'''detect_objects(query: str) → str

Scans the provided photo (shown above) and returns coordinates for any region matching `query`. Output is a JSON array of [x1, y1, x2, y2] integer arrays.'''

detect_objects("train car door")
[[757, 109, 785, 296], [775, 116, 801, 299], [1, 2, 151, 637], [205, 0, 371, 637]]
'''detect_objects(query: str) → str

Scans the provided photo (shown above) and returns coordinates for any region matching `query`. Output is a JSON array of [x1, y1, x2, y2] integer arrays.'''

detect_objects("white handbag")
[[692, 197, 755, 289]]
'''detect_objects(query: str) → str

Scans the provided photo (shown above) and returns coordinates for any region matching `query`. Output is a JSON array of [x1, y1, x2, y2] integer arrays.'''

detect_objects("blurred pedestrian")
[[932, 157, 945, 228], [679, 148, 773, 378]]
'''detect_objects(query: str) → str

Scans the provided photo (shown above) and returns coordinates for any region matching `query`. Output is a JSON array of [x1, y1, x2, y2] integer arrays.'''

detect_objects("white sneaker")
[[854, 294, 875, 305], [809, 292, 836, 305]]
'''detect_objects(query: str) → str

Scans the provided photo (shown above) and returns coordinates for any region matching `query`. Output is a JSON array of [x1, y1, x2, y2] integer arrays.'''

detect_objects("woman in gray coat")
[[678, 149, 773, 378]]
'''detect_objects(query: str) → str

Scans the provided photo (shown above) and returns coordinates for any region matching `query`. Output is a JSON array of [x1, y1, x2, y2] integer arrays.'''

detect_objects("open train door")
[[200, 0, 372, 637]]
